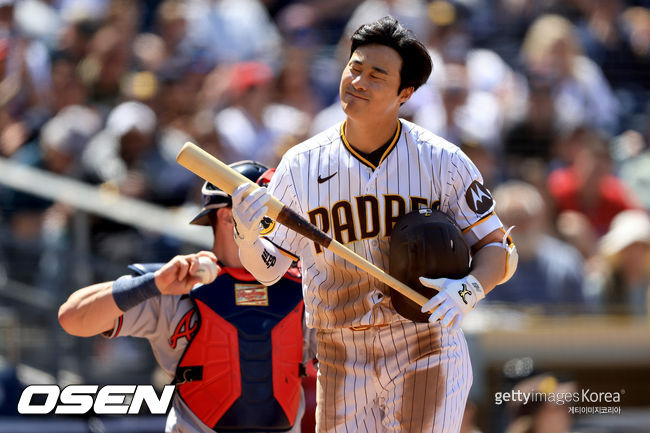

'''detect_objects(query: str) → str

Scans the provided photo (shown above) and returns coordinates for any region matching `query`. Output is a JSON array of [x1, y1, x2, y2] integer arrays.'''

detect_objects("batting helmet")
[[190, 160, 274, 226], [389, 208, 471, 322]]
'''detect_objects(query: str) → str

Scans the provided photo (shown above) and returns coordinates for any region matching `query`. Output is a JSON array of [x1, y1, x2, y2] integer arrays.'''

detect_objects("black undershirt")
[[350, 124, 398, 168]]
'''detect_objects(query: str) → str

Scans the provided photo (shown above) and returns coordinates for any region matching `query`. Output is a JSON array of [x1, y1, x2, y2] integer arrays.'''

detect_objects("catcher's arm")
[[59, 252, 217, 336], [58, 281, 124, 337]]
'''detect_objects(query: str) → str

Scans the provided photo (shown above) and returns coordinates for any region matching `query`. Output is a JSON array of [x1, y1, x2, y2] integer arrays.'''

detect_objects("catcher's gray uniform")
[[106, 290, 306, 433]]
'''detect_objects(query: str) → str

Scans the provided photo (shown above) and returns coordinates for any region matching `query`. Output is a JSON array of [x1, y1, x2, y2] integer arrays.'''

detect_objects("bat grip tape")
[[276, 206, 332, 247]]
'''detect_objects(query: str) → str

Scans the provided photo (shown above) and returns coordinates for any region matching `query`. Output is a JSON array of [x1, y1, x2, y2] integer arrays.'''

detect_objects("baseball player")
[[58, 161, 309, 433], [231, 17, 517, 433]]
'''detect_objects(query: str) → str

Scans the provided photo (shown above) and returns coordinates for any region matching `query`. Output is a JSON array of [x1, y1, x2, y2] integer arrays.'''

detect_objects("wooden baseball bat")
[[176, 142, 429, 307]]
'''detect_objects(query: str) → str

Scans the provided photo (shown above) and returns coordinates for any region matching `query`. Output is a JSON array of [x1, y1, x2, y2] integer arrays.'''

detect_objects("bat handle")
[[275, 206, 333, 249]]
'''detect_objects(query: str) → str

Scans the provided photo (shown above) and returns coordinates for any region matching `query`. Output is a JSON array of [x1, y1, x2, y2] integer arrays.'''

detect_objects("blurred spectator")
[[414, 2, 527, 153], [57, 0, 110, 24], [0, 0, 51, 157], [310, 98, 345, 136], [485, 0, 550, 63], [461, 141, 499, 188], [615, 129, 650, 211], [488, 181, 585, 308], [57, 16, 99, 62], [575, 0, 642, 91], [425, 0, 472, 64], [555, 210, 598, 261], [184, 0, 284, 70], [151, 0, 191, 63], [48, 52, 88, 113], [82, 100, 194, 205], [214, 61, 310, 166], [585, 210, 650, 315], [504, 374, 576, 433], [132, 0, 205, 78], [152, 61, 205, 133], [503, 73, 558, 181], [343, 0, 430, 42], [415, 62, 466, 142], [620, 6, 650, 92], [547, 126, 639, 235], [274, 47, 322, 117], [520, 14, 619, 133], [78, 23, 132, 108], [37, 104, 102, 176], [13, 0, 61, 49], [573, 1, 650, 133], [413, 62, 503, 152], [0, 104, 99, 281], [465, 48, 527, 128]]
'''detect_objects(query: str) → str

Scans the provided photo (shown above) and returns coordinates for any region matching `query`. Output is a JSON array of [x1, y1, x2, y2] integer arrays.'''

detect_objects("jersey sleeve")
[[103, 286, 181, 340], [263, 155, 305, 261], [443, 149, 504, 246]]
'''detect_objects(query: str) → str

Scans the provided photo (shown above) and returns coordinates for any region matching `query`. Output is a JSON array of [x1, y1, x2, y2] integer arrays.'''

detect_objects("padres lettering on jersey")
[[265, 119, 502, 329]]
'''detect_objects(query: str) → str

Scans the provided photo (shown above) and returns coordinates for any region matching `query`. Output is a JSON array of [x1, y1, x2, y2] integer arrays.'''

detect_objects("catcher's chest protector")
[[176, 267, 304, 432]]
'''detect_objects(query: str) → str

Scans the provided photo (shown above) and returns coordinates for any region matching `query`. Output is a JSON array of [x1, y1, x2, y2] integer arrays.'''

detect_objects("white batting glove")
[[419, 275, 485, 333], [231, 183, 271, 246]]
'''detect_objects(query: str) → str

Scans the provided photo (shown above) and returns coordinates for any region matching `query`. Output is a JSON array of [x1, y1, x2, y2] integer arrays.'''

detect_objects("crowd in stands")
[[1, 0, 650, 316]]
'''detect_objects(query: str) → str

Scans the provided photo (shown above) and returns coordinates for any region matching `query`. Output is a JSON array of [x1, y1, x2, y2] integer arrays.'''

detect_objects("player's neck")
[[344, 116, 400, 154], [212, 236, 242, 268]]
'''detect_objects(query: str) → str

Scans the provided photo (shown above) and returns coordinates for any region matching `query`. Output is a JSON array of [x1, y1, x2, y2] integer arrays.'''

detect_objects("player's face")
[[340, 44, 413, 122], [213, 207, 243, 268]]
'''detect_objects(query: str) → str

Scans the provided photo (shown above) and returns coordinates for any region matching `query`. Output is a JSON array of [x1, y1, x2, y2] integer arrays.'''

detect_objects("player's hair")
[[350, 16, 432, 93]]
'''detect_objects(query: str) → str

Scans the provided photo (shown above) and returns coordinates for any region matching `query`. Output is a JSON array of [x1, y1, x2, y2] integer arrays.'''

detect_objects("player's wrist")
[[458, 274, 484, 313], [464, 275, 485, 303], [112, 273, 160, 312]]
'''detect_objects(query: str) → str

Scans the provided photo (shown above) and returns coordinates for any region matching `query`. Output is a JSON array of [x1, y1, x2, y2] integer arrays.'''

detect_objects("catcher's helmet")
[[190, 160, 274, 226], [389, 208, 471, 322]]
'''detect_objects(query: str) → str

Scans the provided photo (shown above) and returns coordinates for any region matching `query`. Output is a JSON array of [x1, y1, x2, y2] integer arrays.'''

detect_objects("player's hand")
[[419, 275, 485, 333], [154, 251, 218, 295], [231, 183, 271, 246]]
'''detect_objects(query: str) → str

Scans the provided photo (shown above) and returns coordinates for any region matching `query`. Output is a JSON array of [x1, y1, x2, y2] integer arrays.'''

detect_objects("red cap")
[[229, 62, 273, 92]]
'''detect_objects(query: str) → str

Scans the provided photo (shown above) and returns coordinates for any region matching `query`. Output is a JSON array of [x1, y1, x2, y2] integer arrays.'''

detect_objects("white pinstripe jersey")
[[266, 119, 503, 330]]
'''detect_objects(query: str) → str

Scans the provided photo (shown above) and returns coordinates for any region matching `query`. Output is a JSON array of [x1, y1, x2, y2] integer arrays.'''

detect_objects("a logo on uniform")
[[259, 217, 276, 236], [458, 284, 472, 305], [235, 284, 269, 306], [169, 310, 198, 349], [465, 181, 493, 214], [317, 172, 337, 183], [418, 208, 433, 217], [261, 249, 276, 268]]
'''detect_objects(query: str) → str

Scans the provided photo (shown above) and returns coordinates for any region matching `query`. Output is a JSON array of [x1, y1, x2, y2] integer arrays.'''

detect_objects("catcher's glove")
[[389, 208, 471, 322]]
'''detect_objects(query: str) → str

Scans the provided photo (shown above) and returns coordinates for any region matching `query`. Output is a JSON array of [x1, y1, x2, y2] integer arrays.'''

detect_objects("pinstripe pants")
[[314, 319, 472, 433]]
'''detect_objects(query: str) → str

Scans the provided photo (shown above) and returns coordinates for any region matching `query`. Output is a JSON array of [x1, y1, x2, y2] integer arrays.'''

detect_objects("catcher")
[[58, 161, 309, 433]]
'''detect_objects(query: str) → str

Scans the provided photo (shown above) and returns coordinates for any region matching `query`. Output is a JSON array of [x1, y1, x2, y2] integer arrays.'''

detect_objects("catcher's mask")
[[389, 208, 471, 322], [190, 160, 274, 226]]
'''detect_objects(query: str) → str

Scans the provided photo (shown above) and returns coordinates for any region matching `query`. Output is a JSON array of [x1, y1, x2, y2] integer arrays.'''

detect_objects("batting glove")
[[419, 275, 485, 333], [232, 183, 271, 246]]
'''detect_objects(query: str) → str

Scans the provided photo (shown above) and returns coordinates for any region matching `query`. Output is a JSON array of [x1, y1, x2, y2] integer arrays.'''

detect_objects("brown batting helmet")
[[389, 208, 471, 322]]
